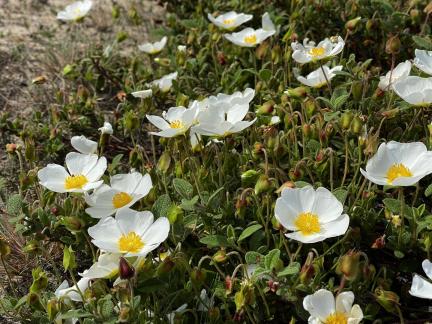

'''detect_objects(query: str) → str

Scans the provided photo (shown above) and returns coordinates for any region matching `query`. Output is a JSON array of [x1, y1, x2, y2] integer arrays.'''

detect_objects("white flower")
[[132, 89, 153, 99], [151, 72, 178, 92], [55, 278, 90, 302], [414, 49, 432, 75], [291, 36, 345, 64], [177, 45, 186, 52], [303, 289, 363, 324], [99, 121, 113, 135], [85, 171, 152, 218], [207, 11, 252, 30], [147, 105, 199, 138], [198, 289, 214, 311], [409, 259, 432, 299], [57, 0, 93, 21], [360, 141, 432, 186], [378, 60, 412, 91], [297, 65, 342, 88], [88, 208, 170, 257], [71, 135, 97, 154], [138, 36, 168, 54], [191, 88, 256, 137], [192, 103, 256, 137], [38, 153, 106, 193], [80, 253, 121, 279], [392, 76, 432, 106], [167, 304, 188, 324], [224, 13, 275, 47], [275, 186, 349, 243]]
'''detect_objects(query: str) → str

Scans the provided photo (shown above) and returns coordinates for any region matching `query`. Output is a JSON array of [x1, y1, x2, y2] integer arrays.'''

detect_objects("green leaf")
[[59, 310, 92, 319], [238, 224, 263, 242], [277, 262, 301, 277], [136, 278, 168, 293], [294, 181, 311, 188], [394, 250, 405, 259], [264, 249, 280, 270], [108, 154, 123, 173], [412, 36, 432, 50], [173, 178, 194, 199], [180, 195, 199, 211], [425, 183, 432, 197], [63, 246, 76, 271], [245, 251, 264, 265], [199, 235, 229, 248], [259, 69, 272, 82], [152, 194, 172, 218]]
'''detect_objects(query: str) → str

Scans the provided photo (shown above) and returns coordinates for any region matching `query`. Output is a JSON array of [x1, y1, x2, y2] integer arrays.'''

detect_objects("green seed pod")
[[30, 267, 48, 293], [256, 100, 275, 115], [385, 35, 401, 54], [337, 250, 360, 280], [154, 58, 171, 67], [286, 86, 308, 99], [241, 170, 260, 186], [156, 256, 175, 276], [47, 299, 59, 321], [176, 93, 189, 107], [0, 238, 11, 257], [63, 216, 84, 233], [374, 288, 400, 313], [351, 80, 363, 101], [345, 17, 362, 31], [123, 111, 139, 131], [213, 249, 228, 263], [271, 44, 282, 64], [350, 116, 363, 134], [256, 42, 270, 60], [191, 267, 206, 286], [254, 175, 272, 195], [304, 99, 316, 117], [157, 151, 171, 174], [340, 111, 353, 130]]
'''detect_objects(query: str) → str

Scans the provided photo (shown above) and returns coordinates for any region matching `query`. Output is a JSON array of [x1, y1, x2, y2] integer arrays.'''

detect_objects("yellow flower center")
[[223, 19, 234, 25], [170, 120, 184, 129], [112, 192, 133, 209], [294, 212, 320, 236], [386, 163, 412, 184], [118, 232, 144, 253], [308, 46, 325, 58], [244, 34, 257, 45], [325, 312, 348, 324], [64, 175, 88, 190]]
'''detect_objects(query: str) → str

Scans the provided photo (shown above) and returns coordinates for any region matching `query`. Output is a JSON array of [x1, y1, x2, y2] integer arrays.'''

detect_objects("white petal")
[[65, 152, 98, 176], [38, 164, 69, 193], [335, 291, 354, 314], [303, 289, 335, 321], [422, 259, 432, 280], [71, 135, 97, 154], [409, 274, 432, 299]]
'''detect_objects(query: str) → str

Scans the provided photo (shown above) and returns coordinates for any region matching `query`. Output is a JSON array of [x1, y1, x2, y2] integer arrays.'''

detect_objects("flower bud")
[[156, 256, 175, 276], [366, 19, 377, 32], [62, 216, 84, 232], [241, 170, 260, 186], [345, 17, 361, 31], [213, 249, 228, 263], [47, 299, 59, 321], [191, 267, 206, 286], [337, 250, 361, 280], [119, 257, 135, 280], [267, 279, 279, 293], [254, 175, 272, 195], [340, 111, 353, 130], [256, 100, 275, 115], [271, 44, 282, 64], [350, 116, 363, 134], [371, 235, 386, 249], [123, 111, 139, 131], [304, 99, 316, 117], [385, 35, 401, 54], [6, 143, 17, 153], [0, 237, 11, 257], [285, 86, 308, 99], [154, 57, 171, 67], [351, 80, 363, 101], [256, 42, 269, 60], [157, 151, 171, 174], [374, 288, 400, 313], [30, 267, 48, 293]]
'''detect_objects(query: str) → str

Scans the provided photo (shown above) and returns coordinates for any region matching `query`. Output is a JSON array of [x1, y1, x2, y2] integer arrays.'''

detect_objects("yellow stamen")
[[244, 34, 257, 45], [170, 120, 184, 129], [112, 192, 133, 209], [308, 47, 325, 57], [223, 19, 234, 25], [118, 232, 144, 253], [294, 212, 320, 236], [64, 175, 88, 190], [325, 312, 348, 324], [386, 163, 412, 184]]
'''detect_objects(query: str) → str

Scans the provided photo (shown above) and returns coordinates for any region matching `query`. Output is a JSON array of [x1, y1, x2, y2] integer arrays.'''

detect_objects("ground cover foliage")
[[1, 0, 432, 323]]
